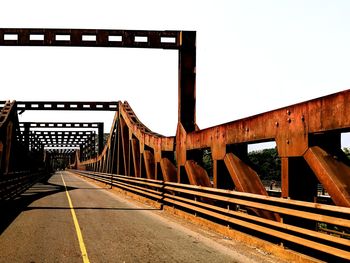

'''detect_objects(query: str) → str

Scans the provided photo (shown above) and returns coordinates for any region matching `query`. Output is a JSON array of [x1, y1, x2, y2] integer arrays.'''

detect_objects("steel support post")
[[178, 31, 196, 133], [98, 123, 104, 154], [79, 145, 83, 161], [176, 31, 197, 183], [23, 123, 30, 151], [281, 157, 318, 202], [281, 157, 319, 229]]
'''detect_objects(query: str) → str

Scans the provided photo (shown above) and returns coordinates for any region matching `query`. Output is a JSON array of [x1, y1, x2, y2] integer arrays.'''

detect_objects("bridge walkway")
[[0, 171, 284, 263]]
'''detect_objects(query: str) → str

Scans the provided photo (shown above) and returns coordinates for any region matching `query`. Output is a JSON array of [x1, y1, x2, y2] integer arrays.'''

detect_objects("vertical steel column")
[[281, 156, 319, 229], [176, 31, 196, 182], [4, 122, 14, 174], [79, 145, 83, 161], [23, 123, 30, 151], [178, 31, 196, 132], [281, 157, 317, 202], [92, 133, 95, 158], [98, 123, 104, 154]]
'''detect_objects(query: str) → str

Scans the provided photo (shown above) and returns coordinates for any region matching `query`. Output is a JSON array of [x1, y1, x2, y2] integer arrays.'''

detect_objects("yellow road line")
[[61, 173, 90, 263]]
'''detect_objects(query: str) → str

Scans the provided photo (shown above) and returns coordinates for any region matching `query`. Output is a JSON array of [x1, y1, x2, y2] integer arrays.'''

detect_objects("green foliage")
[[202, 149, 213, 173], [200, 147, 281, 181], [248, 148, 281, 181], [103, 133, 109, 146], [343, 147, 350, 158]]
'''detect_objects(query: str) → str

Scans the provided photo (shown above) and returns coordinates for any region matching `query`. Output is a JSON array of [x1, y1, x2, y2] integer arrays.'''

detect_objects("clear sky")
[[1, 1, 350, 147]]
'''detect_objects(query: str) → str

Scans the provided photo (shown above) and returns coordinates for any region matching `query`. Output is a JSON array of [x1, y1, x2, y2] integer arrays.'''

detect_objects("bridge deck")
[[0, 172, 281, 263]]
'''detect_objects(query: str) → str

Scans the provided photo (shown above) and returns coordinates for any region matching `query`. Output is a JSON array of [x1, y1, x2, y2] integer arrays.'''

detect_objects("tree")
[[248, 148, 281, 181], [343, 147, 350, 158]]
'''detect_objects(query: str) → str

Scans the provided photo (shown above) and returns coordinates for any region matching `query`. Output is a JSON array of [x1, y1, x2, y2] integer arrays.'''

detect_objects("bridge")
[[0, 28, 350, 262]]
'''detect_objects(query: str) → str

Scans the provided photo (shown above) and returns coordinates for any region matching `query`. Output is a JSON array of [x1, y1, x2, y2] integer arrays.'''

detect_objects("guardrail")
[[70, 170, 163, 201], [70, 169, 350, 261], [0, 171, 48, 201], [266, 189, 333, 205]]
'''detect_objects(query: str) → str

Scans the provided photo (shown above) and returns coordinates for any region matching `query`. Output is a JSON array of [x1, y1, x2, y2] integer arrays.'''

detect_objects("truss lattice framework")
[[0, 28, 196, 132], [1, 28, 350, 212], [76, 92, 350, 210], [19, 121, 104, 154]]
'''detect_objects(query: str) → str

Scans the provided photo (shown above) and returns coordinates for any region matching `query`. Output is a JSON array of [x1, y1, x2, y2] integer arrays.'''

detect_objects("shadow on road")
[[0, 173, 76, 235], [0, 173, 160, 235]]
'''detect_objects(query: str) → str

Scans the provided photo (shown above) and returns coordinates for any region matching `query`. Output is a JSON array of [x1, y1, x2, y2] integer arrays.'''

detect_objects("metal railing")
[[0, 171, 48, 201], [70, 169, 350, 261]]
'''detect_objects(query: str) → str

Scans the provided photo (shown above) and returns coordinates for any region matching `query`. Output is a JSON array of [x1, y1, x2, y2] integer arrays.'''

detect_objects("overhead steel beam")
[[34, 136, 94, 143], [29, 130, 95, 147], [47, 150, 75, 154], [37, 139, 91, 144], [42, 144, 82, 147], [19, 122, 103, 128], [36, 138, 90, 142], [32, 130, 95, 136], [0, 27, 197, 133], [0, 101, 118, 111], [19, 122, 103, 155], [0, 28, 181, 49], [182, 89, 350, 156]]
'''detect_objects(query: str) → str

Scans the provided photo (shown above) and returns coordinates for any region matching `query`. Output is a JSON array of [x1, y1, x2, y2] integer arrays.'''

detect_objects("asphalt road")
[[0, 171, 283, 263]]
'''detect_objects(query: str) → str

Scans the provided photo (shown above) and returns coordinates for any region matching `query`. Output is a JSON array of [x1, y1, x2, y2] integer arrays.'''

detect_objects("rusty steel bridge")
[[1, 28, 350, 262]]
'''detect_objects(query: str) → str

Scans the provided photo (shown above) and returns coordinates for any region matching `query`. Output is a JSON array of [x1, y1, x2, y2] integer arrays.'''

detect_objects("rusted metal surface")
[[143, 150, 156, 180], [160, 158, 177, 182], [131, 138, 141, 177], [1, 29, 350, 210], [184, 160, 211, 187], [182, 90, 350, 155], [1, 27, 350, 260], [304, 146, 350, 207], [224, 153, 266, 195], [74, 90, 350, 209], [224, 153, 281, 221]]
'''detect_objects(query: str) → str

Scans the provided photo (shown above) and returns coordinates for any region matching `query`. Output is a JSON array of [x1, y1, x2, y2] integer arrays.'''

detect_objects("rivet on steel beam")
[[286, 139, 290, 144], [246, 127, 249, 132], [287, 110, 291, 115], [275, 122, 279, 127], [301, 115, 305, 121], [287, 118, 291, 123]]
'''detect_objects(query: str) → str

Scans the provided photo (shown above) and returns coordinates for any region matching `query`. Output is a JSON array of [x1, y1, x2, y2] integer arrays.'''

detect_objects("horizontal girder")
[[20, 122, 103, 128], [25, 130, 96, 149], [0, 101, 118, 111], [42, 144, 84, 147], [32, 131, 95, 136], [0, 28, 183, 49], [45, 149, 76, 153]]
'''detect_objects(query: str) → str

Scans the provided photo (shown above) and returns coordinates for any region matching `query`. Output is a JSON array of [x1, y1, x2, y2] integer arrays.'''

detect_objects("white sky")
[[1, 1, 350, 147]]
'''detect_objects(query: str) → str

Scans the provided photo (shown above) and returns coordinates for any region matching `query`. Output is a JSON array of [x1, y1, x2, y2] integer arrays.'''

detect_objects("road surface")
[[0, 171, 284, 263]]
